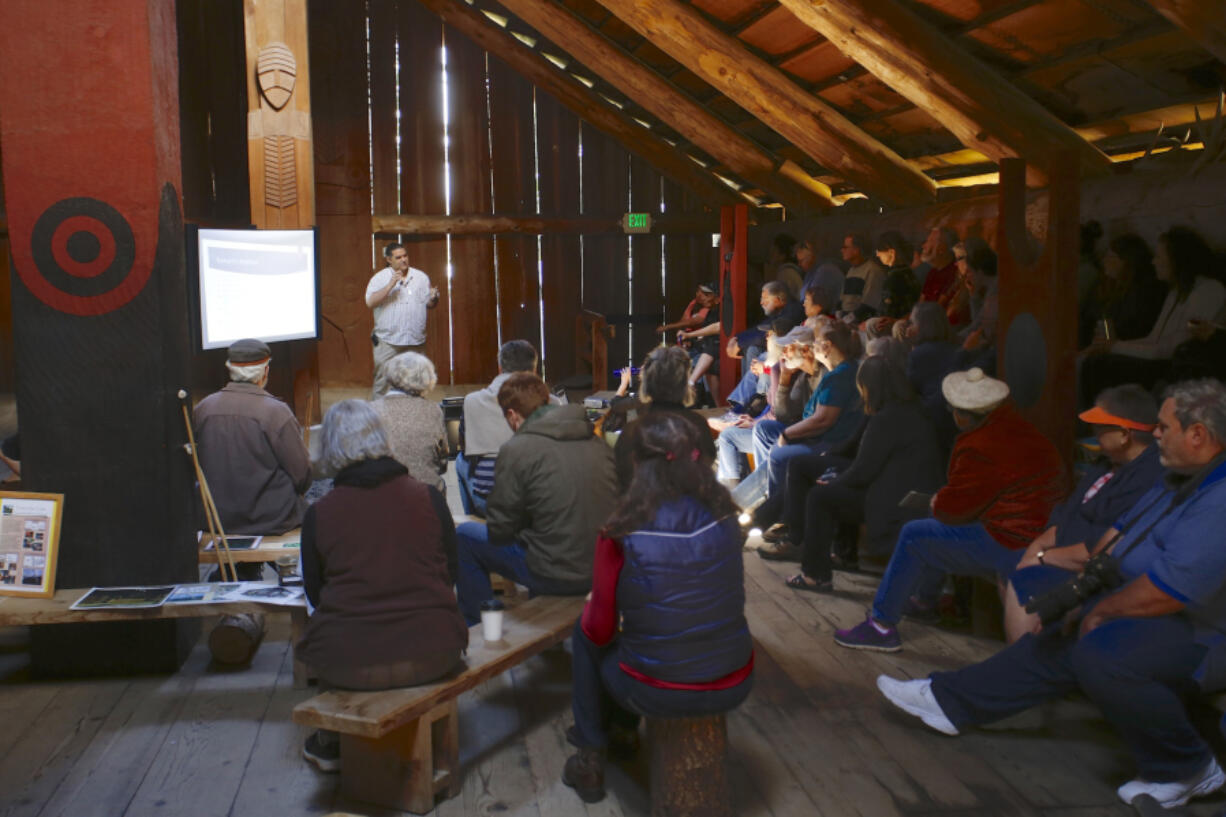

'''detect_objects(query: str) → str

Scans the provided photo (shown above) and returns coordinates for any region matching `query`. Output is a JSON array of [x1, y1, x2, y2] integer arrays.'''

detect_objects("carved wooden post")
[[996, 153, 1080, 467], [244, 0, 320, 422]]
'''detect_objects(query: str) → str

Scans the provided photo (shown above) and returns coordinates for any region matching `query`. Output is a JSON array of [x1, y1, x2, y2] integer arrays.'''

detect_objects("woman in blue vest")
[[562, 412, 753, 803]]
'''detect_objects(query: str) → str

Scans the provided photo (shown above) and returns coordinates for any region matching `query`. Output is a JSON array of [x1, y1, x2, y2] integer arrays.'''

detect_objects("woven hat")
[[942, 367, 1009, 412]]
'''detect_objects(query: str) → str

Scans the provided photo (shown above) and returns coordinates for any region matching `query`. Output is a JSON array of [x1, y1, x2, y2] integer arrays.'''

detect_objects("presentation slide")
[[198, 229, 317, 350]]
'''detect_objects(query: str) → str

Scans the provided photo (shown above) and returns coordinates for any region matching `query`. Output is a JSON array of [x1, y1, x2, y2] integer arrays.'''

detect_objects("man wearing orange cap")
[[1003, 384, 1165, 640]]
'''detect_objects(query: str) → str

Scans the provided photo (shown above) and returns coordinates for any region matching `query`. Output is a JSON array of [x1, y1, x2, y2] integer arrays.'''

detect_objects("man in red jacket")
[[835, 367, 1067, 652]]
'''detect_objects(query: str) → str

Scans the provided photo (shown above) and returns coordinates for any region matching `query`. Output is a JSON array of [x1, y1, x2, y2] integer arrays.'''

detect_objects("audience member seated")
[[797, 237, 844, 315], [675, 282, 721, 401], [194, 338, 311, 547], [1003, 384, 1165, 641], [957, 244, 1000, 369], [1082, 226, 1226, 402], [942, 240, 973, 328], [456, 339, 546, 517], [296, 399, 466, 772], [904, 302, 961, 452], [748, 321, 864, 522], [876, 379, 1226, 811], [562, 413, 753, 803], [1077, 233, 1166, 349], [611, 345, 716, 490], [724, 281, 805, 405], [834, 367, 1066, 652], [917, 227, 961, 309], [372, 351, 447, 492], [454, 373, 617, 625], [866, 336, 909, 374], [767, 232, 805, 300], [836, 277, 877, 325], [768, 356, 943, 589], [841, 233, 887, 312], [655, 282, 714, 339], [875, 231, 921, 322], [1077, 220, 1103, 307]]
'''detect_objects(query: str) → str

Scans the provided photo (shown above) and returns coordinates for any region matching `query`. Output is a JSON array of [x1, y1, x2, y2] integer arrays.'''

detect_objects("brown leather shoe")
[[563, 747, 606, 803], [757, 541, 801, 561]]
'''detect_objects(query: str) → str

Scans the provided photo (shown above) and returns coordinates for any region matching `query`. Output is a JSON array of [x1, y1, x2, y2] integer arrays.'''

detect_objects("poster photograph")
[[0, 491, 63, 598]]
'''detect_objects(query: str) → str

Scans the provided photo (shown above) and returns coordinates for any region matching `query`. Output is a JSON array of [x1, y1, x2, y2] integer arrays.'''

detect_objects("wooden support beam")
[[1142, 0, 1226, 66], [415, 0, 737, 208], [592, 0, 936, 206], [373, 212, 719, 236], [777, 0, 1112, 181], [491, 0, 833, 211]]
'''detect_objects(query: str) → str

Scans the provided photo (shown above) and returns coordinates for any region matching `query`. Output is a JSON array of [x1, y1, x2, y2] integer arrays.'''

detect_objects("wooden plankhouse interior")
[[1, 0, 1226, 813]]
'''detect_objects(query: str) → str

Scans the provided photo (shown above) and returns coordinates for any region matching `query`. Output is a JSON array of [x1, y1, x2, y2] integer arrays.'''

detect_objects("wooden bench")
[[198, 529, 302, 565], [292, 594, 585, 813], [0, 587, 310, 687]]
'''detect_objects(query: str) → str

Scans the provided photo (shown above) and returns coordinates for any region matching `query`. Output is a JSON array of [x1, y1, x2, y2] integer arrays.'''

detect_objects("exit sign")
[[623, 212, 652, 234]]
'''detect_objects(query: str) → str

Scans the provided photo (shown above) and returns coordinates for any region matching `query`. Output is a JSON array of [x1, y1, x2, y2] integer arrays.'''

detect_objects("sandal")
[[785, 573, 833, 594]]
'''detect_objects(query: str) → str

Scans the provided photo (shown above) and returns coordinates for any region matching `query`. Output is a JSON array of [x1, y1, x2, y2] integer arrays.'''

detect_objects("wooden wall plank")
[[628, 154, 663, 365], [580, 125, 630, 373], [535, 90, 583, 382], [398, 0, 452, 379], [488, 56, 542, 357], [310, 0, 373, 393], [444, 25, 499, 384]]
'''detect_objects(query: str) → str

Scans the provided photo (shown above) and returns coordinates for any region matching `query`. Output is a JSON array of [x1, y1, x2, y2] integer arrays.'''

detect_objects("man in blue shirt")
[[874, 379, 1226, 810]]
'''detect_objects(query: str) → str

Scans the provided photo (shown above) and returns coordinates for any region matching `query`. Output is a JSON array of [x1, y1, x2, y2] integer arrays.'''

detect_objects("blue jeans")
[[871, 519, 1022, 625], [569, 620, 753, 749], [728, 357, 768, 407], [752, 420, 829, 500], [930, 615, 1209, 782], [453, 452, 488, 517], [716, 424, 756, 481], [455, 522, 544, 625]]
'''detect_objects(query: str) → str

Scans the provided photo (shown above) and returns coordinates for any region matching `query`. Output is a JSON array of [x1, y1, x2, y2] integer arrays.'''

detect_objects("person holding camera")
[[1002, 384, 1166, 641], [875, 379, 1226, 810]]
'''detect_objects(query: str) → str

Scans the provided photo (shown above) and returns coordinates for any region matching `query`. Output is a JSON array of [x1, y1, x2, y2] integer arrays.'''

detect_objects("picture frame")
[[0, 491, 64, 599]]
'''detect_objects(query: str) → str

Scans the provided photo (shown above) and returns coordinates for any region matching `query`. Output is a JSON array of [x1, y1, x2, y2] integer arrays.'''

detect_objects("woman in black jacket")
[[779, 356, 945, 592]]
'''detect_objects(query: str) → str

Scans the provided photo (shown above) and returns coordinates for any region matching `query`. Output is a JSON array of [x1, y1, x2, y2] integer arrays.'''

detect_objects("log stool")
[[647, 714, 731, 817]]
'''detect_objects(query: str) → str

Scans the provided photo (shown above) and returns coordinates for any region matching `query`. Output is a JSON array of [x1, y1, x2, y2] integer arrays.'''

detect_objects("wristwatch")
[[1036, 549, 1047, 566]]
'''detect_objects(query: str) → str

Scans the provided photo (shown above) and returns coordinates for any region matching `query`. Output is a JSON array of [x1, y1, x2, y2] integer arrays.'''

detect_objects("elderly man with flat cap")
[[194, 339, 312, 541]]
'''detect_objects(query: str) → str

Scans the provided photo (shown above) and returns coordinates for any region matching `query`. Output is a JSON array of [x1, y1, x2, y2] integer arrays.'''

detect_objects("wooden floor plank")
[[121, 623, 288, 817], [224, 618, 333, 817], [0, 678, 130, 817]]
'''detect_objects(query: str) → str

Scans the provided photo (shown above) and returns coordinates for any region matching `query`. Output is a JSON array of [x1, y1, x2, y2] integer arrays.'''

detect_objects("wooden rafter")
[[492, 0, 834, 210], [1141, 0, 1226, 66], [592, 0, 936, 206], [776, 0, 1112, 179], [414, 0, 737, 207], [372, 212, 720, 235]]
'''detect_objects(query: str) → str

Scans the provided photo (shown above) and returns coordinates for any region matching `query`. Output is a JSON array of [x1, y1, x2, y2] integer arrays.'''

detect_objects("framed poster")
[[0, 491, 63, 598]]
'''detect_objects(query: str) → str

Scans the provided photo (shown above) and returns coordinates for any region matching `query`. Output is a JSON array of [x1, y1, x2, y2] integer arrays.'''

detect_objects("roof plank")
[[778, 0, 1113, 179], [592, 0, 938, 205]]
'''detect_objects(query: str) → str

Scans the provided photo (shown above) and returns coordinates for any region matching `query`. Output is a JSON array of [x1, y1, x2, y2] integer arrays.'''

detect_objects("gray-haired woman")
[[372, 351, 448, 491], [297, 399, 466, 773]]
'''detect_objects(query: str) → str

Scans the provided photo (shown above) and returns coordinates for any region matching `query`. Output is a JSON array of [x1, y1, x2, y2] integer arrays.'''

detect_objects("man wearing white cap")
[[835, 367, 1066, 652]]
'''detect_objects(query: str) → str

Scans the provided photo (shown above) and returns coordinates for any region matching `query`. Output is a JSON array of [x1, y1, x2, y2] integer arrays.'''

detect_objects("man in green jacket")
[[454, 373, 618, 624]]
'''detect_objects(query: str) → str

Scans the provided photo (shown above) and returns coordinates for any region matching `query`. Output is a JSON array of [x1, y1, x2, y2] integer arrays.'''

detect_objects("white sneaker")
[[876, 675, 960, 736], [1116, 757, 1225, 808]]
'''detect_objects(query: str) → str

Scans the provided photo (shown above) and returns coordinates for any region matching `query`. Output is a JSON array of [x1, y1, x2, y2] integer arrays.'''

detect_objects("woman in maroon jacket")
[[834, 368, 1067, 652], [296, 399, 468, 772]]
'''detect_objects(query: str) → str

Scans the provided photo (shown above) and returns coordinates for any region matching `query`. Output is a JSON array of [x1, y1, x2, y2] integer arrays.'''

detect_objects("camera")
[[1024, 552, 1124, 626]]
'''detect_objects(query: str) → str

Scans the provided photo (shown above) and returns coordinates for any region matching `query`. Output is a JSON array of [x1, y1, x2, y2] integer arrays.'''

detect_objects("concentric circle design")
[[26, 197, 147, 315]]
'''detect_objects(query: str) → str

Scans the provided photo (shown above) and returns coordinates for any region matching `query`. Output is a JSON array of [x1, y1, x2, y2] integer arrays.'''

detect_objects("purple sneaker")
[[834, 614, 902, 652]]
